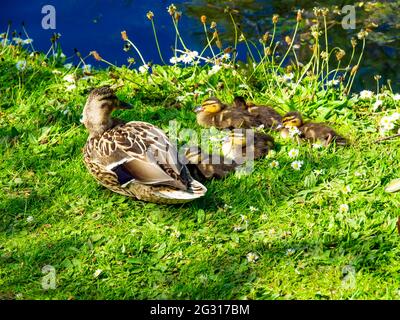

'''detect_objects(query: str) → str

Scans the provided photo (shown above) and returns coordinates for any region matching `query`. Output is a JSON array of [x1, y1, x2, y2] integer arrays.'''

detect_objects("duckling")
[[195, 97, 262, 129], [184, 146, 238, 180], [82, 86, 207, 204], [280, 111, 347, 146], [222, 129, 275, 163], [233, 96, 282, 130]]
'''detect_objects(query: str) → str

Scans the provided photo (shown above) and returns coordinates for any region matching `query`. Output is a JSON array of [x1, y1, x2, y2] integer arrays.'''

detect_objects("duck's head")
[[233, 96, 247, 109], [281, 111, 303, 128], [82, 86, 131, 136], [195, 97, 223, 114]]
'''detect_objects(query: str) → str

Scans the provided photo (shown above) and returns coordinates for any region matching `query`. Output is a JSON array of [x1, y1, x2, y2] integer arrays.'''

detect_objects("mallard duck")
[[82, 86, 207, 204], [233, 96, 282, 130], [195, 97, 262, 129], [184, 146, 238, 180], [280, 111, 347, 146], [222, 129, 275, 163]]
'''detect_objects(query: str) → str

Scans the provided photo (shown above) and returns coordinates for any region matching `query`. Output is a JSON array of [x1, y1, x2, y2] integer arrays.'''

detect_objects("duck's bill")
[[118, 101, 133, 109], [194, 106, 204, 113]]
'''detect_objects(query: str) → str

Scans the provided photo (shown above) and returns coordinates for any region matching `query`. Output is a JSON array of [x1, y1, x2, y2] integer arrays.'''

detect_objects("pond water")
[[2, 0, 399, 91]]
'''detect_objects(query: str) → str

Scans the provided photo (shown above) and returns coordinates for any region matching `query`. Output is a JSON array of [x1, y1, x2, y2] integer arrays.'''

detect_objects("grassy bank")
[[1, 10, 400, 299]]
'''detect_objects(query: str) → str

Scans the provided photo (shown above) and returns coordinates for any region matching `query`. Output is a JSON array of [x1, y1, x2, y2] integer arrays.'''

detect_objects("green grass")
[[1, 33, 400, 300]]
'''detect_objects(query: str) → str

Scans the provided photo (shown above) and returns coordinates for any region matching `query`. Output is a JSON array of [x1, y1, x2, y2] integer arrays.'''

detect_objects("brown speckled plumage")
[[82, 86, 207, 204]]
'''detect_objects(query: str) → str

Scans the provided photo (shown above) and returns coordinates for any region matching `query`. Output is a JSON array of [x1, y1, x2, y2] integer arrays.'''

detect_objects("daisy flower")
[[138, 64, 149, 74], [312, 142, 323, 149], [63, 74, 75, 83], [208, 64, 221, 76], [249, 206, 258, 212], [291, 160, 304, 170], [390, 112, 400, 122], [16, 60, 27, 71], [373, 100, 383, 111], [359, 90, 374, 100], [288, 148, 299, 158], [246, 252, 259, 263], [288, 126, 301, 137], [393, 94, 400, 101], [93, 269, 102, 278], [339, 204, 349, 213], [26, 216, 34, 223], [270, 160, 279, 168]]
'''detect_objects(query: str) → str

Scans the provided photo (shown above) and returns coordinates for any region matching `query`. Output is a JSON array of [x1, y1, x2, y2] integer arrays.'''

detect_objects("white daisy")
[[66, 84, 76, 91], [312, 142, 323, 149], [170, 56, 180, 64], [221, 53, 231, 60], [291, 160, 304, 170], [373, 100, 383, 111], [270, 160, 279, 168], [288, 126, 301, 137], [93, 269, 102, 278], [390, 112, 400, 122], [138, 64, 149, 74], [246, 252, 259, 263], [286, 248, 295, 256], [208, 64, 221, 76], [359, 90, 374, 100], [26, 216, 34, 223], [288, 148, 299, 158], [16, 60, 27, 71], [63, 74, 75, 83], [393, 94, 400, 101], [249, 206, 258, 212], [327, 79, 339, 86], [339, 204, 349, 213], [22, 38, 33, 45]]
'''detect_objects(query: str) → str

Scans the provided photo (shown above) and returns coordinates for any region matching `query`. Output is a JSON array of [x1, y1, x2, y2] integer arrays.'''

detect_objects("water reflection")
[[1, 0, 398, 91]]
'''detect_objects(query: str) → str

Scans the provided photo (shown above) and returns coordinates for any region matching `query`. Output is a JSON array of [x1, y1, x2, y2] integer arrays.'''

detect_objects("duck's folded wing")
[[95, 122, 189, 190]]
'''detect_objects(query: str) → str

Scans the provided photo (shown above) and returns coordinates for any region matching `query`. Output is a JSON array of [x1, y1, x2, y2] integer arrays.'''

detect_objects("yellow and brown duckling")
[[233, 96, 282, 130], [222, 129, 275, 163], [184, 146, 238, 181], [82, 86, 207, 204], [195, 97, 262, 129], [280, 111, 348, 146]]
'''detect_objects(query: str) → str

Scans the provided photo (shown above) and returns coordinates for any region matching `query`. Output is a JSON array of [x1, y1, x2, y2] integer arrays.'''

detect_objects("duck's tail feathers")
[[385, 179, 400, 193], [155, 179, 207, 202]]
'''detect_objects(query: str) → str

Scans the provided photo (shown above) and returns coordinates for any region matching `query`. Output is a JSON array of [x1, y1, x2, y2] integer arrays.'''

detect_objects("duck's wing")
[[92, 121, 190, 190]]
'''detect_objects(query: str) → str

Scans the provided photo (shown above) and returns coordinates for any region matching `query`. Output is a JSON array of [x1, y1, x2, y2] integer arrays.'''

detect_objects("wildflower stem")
[[171, 18, 189, 51], [277, 20, 299, 70], [150, 20, 166, 64], [323, 15, 329, 79], [126, 39, 146, 66], [202, 23, 216, 63], [346, 38, 365, 94], [21, 24, 35, 52], [229, 12, 238, 63]]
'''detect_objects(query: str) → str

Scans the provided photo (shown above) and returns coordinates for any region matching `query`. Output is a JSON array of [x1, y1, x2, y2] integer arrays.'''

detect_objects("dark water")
[[1, 0, 399, 91]]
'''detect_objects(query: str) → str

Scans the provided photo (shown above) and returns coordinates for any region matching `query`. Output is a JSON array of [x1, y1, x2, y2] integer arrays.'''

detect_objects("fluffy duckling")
[[195, 97, 262, 129], [280, 111, 347, 146], [184, 146, 238, 180], [222, 129, 275, 163], [82, 86, 207, 204], [233, 96, 282, 129]]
